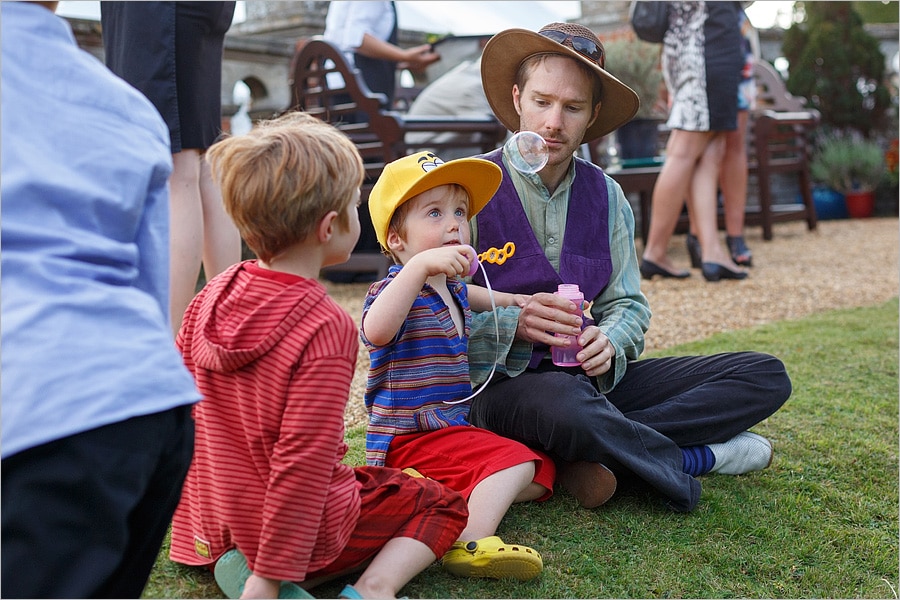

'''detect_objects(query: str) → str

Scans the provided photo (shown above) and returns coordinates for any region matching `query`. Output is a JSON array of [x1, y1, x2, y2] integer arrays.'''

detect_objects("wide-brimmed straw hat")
[[481, 22, 640, 143], [369, 151, 502, 249]]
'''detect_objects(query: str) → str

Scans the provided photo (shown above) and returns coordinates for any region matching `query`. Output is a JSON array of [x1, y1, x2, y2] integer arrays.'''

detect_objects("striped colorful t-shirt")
[[361, 266, 474, 466]]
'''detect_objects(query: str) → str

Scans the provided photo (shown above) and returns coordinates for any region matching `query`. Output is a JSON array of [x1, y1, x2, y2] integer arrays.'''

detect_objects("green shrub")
[[603, 36, 665, 120], [782, 2, 891, 137], [810, 132, 886, 193]]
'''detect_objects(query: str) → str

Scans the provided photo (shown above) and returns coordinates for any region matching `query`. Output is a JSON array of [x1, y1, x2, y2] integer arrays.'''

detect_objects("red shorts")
[[385, 426, 556, 501], [306, 466, 468, 579]]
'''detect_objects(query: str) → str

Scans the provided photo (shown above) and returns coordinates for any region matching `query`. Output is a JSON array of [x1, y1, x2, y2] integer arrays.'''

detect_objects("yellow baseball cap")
[[368, 151, 502, 249]]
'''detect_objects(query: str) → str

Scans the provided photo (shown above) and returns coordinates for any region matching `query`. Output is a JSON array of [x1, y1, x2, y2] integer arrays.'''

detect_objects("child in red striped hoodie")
[[168, 112, 468, 600]]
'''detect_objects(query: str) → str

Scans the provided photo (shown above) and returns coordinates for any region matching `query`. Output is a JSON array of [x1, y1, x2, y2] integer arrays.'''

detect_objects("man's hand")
[[515, 292, 583, 346], [576, 325, 614, 377], [515, 293, 614, 377]]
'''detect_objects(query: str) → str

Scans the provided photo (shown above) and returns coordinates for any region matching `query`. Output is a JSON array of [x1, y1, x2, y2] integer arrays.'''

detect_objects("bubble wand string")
[[443, 236, 510, 405], [443, 130, 546, 404]]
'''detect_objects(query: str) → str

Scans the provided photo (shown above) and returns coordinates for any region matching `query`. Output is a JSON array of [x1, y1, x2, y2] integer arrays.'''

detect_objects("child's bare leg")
[[460, 462, 542, 540], [350, 537, 436, 599], [440, 462, 546, 581]]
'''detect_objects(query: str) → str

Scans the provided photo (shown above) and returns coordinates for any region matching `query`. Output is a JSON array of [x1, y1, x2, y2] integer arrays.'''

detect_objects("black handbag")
[[629, 1, 671, 44]]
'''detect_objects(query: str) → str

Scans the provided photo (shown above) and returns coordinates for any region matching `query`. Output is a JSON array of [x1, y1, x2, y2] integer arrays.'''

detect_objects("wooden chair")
[[747, 109, 819, 240], [608, 60, 820, 244], [287, 38, 508, 279], [743, 60, 819, 240], [752, 58, 809, 112]]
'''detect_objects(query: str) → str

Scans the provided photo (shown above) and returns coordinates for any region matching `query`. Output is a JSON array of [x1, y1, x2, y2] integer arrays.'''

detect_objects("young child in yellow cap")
[[361, 151, 560, 581]]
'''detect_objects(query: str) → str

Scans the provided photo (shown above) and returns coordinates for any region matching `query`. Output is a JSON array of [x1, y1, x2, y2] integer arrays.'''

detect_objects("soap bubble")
[[504, 131, 549, 174]]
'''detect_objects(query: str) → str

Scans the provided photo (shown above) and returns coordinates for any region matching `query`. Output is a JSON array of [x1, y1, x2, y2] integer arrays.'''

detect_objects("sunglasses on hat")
[[539, 30, 605, 68]]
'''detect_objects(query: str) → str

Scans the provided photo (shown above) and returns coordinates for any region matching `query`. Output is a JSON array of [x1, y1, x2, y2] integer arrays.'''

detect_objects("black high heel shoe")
[[726, 235, 753, 267], [640, 258, 691, 280], [685, 234, 702, 269], [701, 262, 748, 282]]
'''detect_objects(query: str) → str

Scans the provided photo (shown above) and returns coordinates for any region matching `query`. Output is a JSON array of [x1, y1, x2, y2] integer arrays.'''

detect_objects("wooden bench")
[[607, 60, 820, 245], [286, 38, 508, 279]]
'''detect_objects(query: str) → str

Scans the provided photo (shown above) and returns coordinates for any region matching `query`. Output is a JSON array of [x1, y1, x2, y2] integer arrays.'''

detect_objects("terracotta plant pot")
[[844, 190, 876, 218]]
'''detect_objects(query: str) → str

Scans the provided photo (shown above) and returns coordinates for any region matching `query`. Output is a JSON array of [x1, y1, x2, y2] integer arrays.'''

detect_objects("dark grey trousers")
[[468, 351, 792, 512]]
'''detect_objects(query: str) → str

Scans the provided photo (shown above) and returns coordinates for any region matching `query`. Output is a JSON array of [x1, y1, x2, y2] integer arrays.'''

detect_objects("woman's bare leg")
[[642, 129, 713, 272], [690, 134, 739, 268], [169, 150, 204, 334], [199, 153, 241, 277], [168, 150, 240, 334]]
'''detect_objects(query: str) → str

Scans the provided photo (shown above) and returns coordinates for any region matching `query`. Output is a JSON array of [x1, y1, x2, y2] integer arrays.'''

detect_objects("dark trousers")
[[2, 406, 194, 598], [468, 352, 791, 512]]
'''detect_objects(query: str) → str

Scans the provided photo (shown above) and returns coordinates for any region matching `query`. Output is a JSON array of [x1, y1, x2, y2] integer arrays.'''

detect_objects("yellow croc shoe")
[[441, 536, 542, 581]]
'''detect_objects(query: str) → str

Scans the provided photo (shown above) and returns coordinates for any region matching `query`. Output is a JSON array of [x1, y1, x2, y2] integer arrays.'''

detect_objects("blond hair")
[[206, 112, 364, 263]]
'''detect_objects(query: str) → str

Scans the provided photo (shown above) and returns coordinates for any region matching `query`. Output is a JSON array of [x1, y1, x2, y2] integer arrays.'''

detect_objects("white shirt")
[[323, 1, 395, 69]]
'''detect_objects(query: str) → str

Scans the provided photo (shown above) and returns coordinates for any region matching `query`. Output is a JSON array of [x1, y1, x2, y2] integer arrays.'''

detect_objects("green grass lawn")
[[145, 298, 900, 599]]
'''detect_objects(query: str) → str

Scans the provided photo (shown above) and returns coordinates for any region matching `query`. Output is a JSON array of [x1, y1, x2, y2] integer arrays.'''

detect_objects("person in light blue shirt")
[[1, 2, 201, 597]]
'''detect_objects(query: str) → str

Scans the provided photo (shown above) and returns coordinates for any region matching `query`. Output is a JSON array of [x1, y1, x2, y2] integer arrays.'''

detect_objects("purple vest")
[[473, 149, 613, 365]]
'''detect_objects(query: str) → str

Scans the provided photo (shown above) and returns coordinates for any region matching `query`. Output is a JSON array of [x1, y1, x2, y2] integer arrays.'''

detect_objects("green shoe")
[[338, 584, 407, 599], [214, 549, 314, 599]]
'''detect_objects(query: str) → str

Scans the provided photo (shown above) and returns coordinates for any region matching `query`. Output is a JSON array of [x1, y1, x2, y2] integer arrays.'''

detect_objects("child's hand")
[[407, 245, 476, 279], [513, 293, 531, 308]]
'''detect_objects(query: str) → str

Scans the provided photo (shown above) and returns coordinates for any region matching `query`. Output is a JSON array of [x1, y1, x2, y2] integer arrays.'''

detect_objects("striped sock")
[[681, 445, 716, 476]]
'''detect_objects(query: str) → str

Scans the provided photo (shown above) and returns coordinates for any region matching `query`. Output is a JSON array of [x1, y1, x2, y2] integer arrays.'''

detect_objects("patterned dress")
[[662, 1, 744, 132]]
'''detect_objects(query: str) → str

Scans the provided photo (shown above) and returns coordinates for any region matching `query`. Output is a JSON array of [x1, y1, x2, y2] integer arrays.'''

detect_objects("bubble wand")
[[444, 132, 548, 404]]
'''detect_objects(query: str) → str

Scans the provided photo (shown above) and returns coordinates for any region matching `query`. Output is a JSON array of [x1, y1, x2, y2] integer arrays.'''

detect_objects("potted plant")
[[603, 35, 666, 162], [810, 132, 885, 218]]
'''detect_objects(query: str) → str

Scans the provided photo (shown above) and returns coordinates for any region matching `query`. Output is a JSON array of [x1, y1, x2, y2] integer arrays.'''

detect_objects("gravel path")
[[322, 217, 899, 429]]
